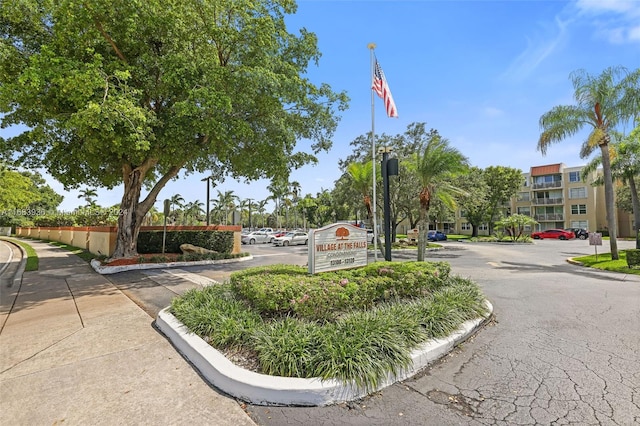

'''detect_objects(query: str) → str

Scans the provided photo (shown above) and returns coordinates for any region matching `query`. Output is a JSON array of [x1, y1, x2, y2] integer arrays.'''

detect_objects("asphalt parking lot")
[[105, 238, 640, 425]]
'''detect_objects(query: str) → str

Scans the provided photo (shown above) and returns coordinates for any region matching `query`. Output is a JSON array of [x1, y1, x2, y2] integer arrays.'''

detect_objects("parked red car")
[[531, 229, 575, 240]]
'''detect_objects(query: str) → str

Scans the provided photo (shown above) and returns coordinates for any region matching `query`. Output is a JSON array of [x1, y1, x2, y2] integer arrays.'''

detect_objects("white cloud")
[[575, 0, 640, 44], [501, 16, 571, 81]]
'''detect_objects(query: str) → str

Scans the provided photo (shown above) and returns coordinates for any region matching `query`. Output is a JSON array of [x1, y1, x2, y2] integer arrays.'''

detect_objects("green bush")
[[32, 215, 75, 227], [137, 230, 234, 253], [230, 261, 452, 322], [625, 249, 640, 268]]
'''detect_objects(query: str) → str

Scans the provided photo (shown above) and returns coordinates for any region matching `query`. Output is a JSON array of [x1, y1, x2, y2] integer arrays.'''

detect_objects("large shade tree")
[[0, 0, 348, 258], [538, 66, 639, 260]]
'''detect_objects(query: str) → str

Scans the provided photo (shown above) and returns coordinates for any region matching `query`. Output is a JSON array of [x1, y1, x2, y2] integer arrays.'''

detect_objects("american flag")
[[372, 59, 398, 118]]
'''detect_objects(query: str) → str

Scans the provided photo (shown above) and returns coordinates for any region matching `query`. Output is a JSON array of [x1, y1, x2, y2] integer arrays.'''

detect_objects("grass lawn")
[[1, 237, 39, 271], [572, 249, 640, 275]]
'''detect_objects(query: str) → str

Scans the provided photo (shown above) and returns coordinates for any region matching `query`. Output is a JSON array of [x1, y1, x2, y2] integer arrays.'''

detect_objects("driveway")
[[243, 240, 640, 425], [108, 239, 640, 425]]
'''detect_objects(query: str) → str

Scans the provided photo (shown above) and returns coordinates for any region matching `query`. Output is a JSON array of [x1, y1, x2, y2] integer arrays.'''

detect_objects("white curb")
[[90, 255, 253, 275], [156, 300, 493, 406]]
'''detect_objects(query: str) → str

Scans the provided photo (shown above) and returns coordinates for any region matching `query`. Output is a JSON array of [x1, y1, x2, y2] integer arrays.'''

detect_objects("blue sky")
[[4, 0, 640, 212]]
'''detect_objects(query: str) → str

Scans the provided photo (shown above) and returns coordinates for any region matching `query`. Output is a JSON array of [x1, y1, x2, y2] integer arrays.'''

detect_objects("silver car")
[[272, 231, 308, 247], [241, 231, 274, 245]]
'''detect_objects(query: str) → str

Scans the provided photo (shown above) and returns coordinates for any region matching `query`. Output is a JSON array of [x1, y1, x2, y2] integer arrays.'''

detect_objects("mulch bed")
[[102, 253, 182, 267]]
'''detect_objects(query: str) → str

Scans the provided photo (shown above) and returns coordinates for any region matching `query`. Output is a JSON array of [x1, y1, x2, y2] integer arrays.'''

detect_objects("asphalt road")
[[108, 239, 640, 425]]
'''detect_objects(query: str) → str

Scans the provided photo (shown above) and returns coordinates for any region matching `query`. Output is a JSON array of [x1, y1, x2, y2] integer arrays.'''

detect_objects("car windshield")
[[285, 232, 295, 237]]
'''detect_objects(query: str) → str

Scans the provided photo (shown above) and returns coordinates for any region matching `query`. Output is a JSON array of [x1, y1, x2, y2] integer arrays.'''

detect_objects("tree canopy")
[[0, 0, 348, 257]]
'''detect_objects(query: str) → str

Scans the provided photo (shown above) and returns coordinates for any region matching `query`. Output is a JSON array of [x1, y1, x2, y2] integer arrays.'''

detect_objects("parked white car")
[[272, 231, 308, 247], [241, 231, 274, 245]]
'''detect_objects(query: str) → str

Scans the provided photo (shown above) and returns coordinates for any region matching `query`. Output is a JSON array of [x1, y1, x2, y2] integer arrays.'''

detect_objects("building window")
[[517, 192, 530, 202], [461, 223, 471, 231], [569, 171, 581, 182], [569, 187, 587, 199], [479, 224, 488, 231], [571, 220, 588, 229], [517, 206, 531, 216], [571, 204, 587, 214]]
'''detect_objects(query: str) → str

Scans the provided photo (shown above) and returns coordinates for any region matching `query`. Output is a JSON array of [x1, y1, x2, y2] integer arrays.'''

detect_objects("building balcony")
[[532, 198, 564, 205], [532, 181, 562, 190], [534, 214, 564, 221]]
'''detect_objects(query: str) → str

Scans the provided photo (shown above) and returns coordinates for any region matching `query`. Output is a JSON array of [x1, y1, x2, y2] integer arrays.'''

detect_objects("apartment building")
[[455, 163, 633, 237]]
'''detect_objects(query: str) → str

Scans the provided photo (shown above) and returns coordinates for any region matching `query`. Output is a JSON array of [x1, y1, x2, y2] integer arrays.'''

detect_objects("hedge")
[[137, 230, 234, 254]]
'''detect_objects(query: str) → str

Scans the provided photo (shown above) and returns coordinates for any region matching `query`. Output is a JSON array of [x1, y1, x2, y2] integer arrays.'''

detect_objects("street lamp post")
[[201, 176, 211, 226], [379, 146, 398, 261], [246, 198, 254, 230]]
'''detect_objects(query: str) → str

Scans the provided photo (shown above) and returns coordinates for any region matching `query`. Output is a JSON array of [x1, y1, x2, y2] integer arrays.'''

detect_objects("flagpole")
[[368, 42, 378, 262]]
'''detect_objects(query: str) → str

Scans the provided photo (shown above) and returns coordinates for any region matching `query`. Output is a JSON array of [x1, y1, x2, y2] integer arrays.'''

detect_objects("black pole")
[[202, 176, 211, 226], [382, 150, 392, 261]]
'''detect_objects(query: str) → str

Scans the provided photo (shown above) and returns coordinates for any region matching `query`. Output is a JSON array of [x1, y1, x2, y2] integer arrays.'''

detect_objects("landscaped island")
[[169, 261, 490, 397]]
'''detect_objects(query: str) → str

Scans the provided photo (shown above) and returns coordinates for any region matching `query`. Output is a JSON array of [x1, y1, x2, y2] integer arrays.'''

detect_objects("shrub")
[[625, 249, 640, 269], [32, 214, 75, 227], [230, 261, 452, 322], [137, 230, 234, 253]]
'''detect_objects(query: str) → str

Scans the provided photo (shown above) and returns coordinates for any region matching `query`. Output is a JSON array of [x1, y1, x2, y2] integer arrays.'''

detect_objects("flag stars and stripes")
[[372, 59, 398, 118]]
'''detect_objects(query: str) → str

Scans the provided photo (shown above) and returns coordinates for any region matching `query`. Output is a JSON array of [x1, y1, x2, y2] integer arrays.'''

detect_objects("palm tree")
[[582, 127, 640, 248], [256, 199, 269, 227], [183, 200, 205, 225], [168, 194, 184, 222], [78, 188, 98, 206], [214, 190, 238, 225], [346, 161, 374, 223], [538, 66, 639, 260], [267, 180, 289, 229], [411, 131, 468, 261], [290, 181, 302, 228]]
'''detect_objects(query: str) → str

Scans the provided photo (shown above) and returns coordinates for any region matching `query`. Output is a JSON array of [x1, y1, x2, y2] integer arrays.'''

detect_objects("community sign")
[[308, 223, 368, 274]]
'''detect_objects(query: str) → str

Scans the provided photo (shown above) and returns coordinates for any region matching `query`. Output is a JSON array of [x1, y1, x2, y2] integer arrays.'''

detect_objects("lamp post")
[[379, 146, 398, 261], [246, 198, 254, 230], [201, 176, 212, 225]]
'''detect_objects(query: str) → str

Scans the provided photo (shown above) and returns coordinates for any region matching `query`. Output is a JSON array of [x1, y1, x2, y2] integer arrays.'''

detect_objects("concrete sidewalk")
[[0, 238, 255, 425]]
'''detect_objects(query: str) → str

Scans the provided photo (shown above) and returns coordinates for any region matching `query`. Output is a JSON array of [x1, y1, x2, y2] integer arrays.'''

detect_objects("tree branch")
[[93, 19, 128, 64]]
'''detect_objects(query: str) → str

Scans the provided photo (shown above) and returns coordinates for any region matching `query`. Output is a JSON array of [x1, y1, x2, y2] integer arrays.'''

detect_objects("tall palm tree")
[[346, 161, 374, 221], [239, 198, 257, 228], [78, 188, 98, 206], [183, 200, 205, 225], [582, 127, 640, 248], [267, 180, 289, 228], [411, 132, 468, 261], [256, 199, 269, 227], [215, 190, 238, 225], [538, 66, 639, 260], [290, 181, 302, 228]]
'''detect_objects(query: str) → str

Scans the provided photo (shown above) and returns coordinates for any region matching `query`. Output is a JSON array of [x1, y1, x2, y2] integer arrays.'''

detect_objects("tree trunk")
[[417, 211, 428, 261], [472, 224, 479, 238], [600, 144, 619, 259], [111, 168, 147, 259], [629, 176, 640, 249]]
